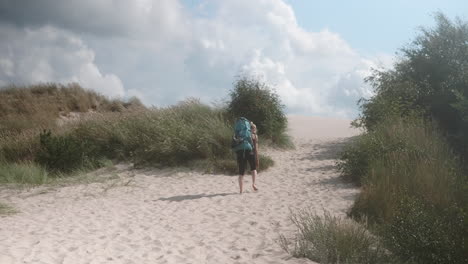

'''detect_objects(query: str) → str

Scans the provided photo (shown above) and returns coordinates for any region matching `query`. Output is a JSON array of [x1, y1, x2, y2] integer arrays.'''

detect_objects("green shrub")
[[339, 13, 468, 264], [338, 135, 375, 185], [280, 210, 393, 264], [227, 76, 291, 147], [349, 117, 464, 218], [36, 130, 103, 173], [0, 162, 48, 185], [383, 197, 467, 264], [341, 117, 467, 262], [338, 116, 412, 185], [357, 13, 468, 157]]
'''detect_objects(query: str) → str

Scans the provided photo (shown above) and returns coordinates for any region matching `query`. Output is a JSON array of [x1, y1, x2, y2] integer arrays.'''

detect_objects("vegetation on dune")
[[356, 13, 468, 158], [0, 78, 287, 185], [0, 83, 144, 135], [338, 13, 468, 264], [280, 210, 394, 264], [280, 13, 467, 264], [0, 162, 48, 185]]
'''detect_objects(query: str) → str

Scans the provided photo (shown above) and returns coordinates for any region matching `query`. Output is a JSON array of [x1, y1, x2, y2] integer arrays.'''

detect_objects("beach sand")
[[0, 116, 361, 264]]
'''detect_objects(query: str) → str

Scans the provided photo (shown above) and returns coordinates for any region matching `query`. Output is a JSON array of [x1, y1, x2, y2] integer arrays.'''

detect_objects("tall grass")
[[0, 162, 48, 185], [0, 83, 144, 163], [70, 99, 231, 165], [280, 210, 393, 264], [345, 118, 464, 221], [339, 117, 467, 263], [70, 99, 275, 172]]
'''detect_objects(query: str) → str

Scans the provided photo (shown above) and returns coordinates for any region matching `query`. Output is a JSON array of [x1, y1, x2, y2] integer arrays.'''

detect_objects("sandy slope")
[[0, 116, 360, 264]]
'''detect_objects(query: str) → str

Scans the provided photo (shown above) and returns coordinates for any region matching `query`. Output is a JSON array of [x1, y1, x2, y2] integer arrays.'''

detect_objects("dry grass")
[[280, 210, 394, 264]]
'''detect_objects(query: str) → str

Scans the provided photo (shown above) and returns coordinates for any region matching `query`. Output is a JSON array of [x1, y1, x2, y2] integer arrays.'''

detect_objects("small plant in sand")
[[0, 202, 17, 216]]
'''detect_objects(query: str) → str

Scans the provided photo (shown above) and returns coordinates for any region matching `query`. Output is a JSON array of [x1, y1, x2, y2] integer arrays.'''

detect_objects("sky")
[[0, 0, 466, 118]]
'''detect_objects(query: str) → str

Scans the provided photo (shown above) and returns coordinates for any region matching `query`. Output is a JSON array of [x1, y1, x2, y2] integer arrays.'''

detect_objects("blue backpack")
[[231, 117, 253, 152]]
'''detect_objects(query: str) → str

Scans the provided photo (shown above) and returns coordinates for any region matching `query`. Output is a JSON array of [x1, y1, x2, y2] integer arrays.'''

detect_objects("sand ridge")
[[0, 116, 360, 264]]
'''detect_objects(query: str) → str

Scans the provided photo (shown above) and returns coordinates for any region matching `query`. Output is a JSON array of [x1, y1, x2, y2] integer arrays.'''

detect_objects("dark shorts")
[[236, 149, 256, 175]]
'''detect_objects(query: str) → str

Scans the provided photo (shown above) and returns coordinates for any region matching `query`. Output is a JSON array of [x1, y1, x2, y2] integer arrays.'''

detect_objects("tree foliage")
[[227, 76, 289, 146], [358, 13, 468, 155]]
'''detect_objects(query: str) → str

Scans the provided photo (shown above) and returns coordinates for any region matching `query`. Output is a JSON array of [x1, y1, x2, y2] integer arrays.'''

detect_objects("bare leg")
[[238, 175, 244, 194], [251, 170, 258, 191]]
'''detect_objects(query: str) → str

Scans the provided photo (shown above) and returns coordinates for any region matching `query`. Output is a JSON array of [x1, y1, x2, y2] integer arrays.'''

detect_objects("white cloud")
[[0, 0, 393, 117], [180, 0, 381, 117], [0, 24, 125, 97]]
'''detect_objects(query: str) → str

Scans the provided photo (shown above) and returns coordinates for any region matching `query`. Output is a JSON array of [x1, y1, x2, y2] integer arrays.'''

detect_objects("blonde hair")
[[250, 122, 257, 133]]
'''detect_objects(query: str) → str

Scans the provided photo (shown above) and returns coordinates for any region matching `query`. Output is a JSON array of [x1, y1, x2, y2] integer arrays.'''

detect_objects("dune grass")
[[0, 162, 49, 185], [0, 83, 144, 163], [339, 117, 467, 263], [0, 202, 17, 216], [280, 210, 394, 264]]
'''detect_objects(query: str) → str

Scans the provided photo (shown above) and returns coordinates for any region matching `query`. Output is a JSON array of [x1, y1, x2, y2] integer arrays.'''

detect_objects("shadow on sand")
[[305, 164, 337, 173], [300, 137, 357, 161], [157, 192, 237, 202]]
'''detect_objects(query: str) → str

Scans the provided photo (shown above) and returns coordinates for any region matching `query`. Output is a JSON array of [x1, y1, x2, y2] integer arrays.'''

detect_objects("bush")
[[0, 162, 48, 185], [381, 197, 468, 263], [348, 117, 464, 218], [227, 76, 291, 147], [340, 117, 467, 262], [383, 197, 467, 264], [36, 130, 103, 173], [357, 13, 468, 156], [339, 13, 468, 264], [338, 135, 377, 185], [338, 116, 415, 185], [280, 210, 393, 264]]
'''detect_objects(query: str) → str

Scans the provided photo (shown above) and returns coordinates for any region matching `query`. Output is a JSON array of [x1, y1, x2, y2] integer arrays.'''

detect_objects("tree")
[[358, 13, 468, 155], [227, 76, 288, 145]]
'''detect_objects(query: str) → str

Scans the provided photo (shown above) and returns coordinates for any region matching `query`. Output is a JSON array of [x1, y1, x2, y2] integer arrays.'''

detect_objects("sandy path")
[[0, 116, 360, 264]]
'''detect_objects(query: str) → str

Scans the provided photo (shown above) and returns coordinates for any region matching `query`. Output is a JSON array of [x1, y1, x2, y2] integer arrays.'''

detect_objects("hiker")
[[250, 121, 259, 169], [232, 117, 259, 194]]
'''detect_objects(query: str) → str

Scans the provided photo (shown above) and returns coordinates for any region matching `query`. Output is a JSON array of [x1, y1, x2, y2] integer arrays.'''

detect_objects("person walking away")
[[231, 117, 258, 194], [250, 121, 259, 169]]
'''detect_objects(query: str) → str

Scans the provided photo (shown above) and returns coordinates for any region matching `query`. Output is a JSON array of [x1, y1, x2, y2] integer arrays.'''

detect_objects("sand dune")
[[0, 116, 360, 264]]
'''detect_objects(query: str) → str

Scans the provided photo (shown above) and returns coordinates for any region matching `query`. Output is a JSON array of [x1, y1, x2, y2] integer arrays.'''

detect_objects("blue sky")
[[288, 0, 467, 55], [0, 0, 467, 117]]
